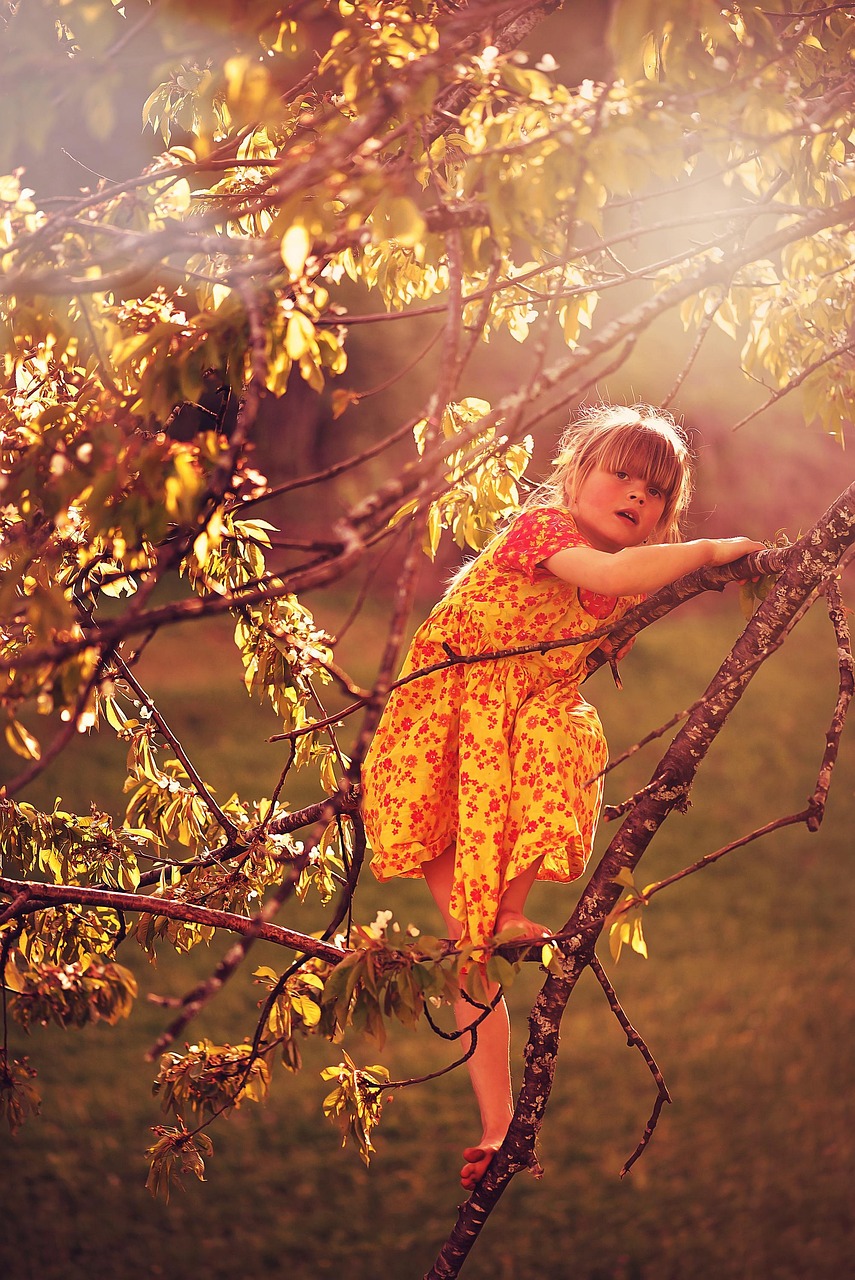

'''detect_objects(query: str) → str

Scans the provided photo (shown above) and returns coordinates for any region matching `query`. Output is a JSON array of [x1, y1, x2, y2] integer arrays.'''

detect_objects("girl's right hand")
[[707, 537, 766, 566]]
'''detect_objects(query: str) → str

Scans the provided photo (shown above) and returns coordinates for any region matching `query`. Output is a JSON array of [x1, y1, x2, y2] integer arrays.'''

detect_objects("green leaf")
[[485, 953, 517, 989]]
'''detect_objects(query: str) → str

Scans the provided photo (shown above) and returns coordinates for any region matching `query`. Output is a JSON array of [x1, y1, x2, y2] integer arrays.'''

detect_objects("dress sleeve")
[[493, 508, 587, 581], [495, 507, 623, 619]]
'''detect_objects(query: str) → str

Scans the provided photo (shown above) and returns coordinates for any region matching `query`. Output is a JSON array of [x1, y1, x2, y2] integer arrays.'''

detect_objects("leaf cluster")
[[145, 1124, 214, 1203], [401, 398, 533, 558], [320, 916, 458, 1049], [320, 1049, 390, 1168], [153, 1036, 271, 1123], [0, 1050, 41, 1136], [0, 797, 144, 892], [3, 951, 138, 1031], [607, 867, 651, 963]]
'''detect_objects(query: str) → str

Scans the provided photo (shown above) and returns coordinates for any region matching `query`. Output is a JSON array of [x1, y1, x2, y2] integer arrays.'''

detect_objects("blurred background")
[[2, 2, 854, 1277]]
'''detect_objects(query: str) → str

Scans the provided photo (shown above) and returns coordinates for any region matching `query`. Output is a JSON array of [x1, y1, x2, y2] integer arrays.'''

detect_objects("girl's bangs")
[[597, 425, 686, 497]]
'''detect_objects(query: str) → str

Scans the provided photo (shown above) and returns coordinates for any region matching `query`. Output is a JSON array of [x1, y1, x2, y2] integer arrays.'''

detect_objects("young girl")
[[361, 404, 764, 1191]]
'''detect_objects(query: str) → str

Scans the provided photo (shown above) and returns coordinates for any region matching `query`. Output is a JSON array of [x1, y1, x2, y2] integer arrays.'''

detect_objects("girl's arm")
[[544, 537, 765, 597]]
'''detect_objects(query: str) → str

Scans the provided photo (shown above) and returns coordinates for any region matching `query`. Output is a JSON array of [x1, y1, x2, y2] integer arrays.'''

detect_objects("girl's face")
[[569, 465, 666, 553]]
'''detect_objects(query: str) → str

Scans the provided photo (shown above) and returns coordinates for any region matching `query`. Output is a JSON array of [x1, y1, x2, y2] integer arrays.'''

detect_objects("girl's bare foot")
[[460, 1143, 500, 1191], [494, 909, 551, 941]]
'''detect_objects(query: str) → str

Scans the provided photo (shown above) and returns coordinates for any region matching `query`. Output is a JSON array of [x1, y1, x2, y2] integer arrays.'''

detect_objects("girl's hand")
[[706, 537, 766, 566]]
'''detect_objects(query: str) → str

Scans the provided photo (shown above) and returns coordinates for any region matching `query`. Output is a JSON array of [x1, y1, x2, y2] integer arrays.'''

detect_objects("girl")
[[361, 404, 764, 1191]]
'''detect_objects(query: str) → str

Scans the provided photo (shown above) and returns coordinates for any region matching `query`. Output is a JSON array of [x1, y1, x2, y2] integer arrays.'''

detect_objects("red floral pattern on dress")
[[494, 507, 619, 618], [361, 507, 643, 950]]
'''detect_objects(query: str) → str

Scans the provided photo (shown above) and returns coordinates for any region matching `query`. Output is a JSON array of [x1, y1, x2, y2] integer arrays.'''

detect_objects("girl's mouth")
[[616, 509, 638, 525]]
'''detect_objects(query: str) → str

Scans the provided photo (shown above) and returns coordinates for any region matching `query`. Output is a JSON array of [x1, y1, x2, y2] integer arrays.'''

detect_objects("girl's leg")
[[495, 855, 549, 940], [423, 845, 513, 1189], [422, 847, 548, 1191]]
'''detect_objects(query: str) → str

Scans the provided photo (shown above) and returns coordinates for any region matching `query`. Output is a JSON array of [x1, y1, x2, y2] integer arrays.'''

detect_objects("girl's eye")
[[648, 486, 662, 499], [615, 471, 629, 480]]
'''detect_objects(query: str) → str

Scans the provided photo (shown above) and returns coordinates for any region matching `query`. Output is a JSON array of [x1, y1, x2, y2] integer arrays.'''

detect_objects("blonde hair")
[[526, 403, 694, 543]]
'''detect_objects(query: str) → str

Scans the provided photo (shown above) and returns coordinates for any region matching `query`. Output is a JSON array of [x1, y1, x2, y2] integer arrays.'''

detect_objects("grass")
[[2, 587, 854, 1279]]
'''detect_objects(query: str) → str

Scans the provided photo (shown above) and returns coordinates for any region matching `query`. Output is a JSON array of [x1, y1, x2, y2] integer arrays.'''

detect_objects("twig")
[[637, 808, 817, 906], [0, 891, 30, 930], [261, 744, 297, 836], [660, 304, 719, 408], [591, 705, 689, 785], [240, 418, 420, 503], [616, 575, 852, 900], [589, 955, 672, 1178], [599, 562, 839, 807], [596, 646, 785, 799], [335, 541, 397, 643], [730, 337, 855, 432], [602, 778, 672, 822], [383, 989, 503, 1088], [114, 654, 238, 841]]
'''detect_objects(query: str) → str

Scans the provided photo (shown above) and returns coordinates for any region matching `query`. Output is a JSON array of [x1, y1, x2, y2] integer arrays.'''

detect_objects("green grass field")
[[2, 588, 854, 1280]]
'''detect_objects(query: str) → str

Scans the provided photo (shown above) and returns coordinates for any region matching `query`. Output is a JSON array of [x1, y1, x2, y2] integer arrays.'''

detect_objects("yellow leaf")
[[281, 224, 312, 277], [102, 696, 126, 737], [320, 751, 338, 794], [292, 994, 321, 1026], [2, 958, 25, 992], [630, 916, 649, 959], [153, 178, 191, 219], [285, 312, 316, 360], [118, 861, 141, 892], [425, 504, 442, 560], [331, 387, 360, 419], [641, 31, 659, 81], [5, 719, 41, 761]]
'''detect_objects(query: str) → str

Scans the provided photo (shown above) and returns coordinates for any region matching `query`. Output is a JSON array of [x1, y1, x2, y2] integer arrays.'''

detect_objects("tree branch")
[[0, 876, 345, 966]]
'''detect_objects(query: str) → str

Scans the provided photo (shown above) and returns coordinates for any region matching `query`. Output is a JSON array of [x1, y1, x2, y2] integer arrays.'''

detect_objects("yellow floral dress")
[[361, 507, 642, 951]]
